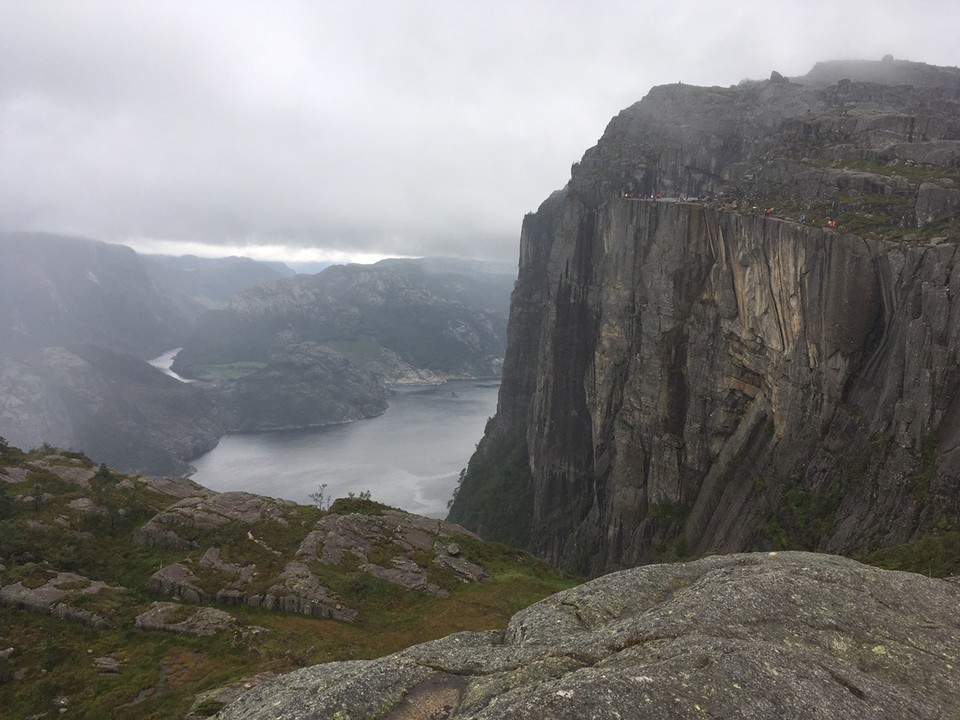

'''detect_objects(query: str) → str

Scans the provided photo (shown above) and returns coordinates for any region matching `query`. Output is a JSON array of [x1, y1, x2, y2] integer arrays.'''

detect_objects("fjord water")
[[189, 380, 500, 518]]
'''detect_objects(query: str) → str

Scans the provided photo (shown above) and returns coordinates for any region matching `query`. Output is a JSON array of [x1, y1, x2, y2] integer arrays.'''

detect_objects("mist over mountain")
[[0, 233, 514, 474], [173, 256, 515, 386], [139, 253, 295, 320], [0, 233, 191, 360]]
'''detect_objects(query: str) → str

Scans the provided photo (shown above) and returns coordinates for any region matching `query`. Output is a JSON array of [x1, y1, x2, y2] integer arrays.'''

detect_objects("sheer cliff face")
[[452, 60, 960, 574]]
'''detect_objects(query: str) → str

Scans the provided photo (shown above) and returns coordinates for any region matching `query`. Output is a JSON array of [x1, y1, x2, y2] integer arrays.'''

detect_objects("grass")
[[730, 154, 960, 243], [0, 444, 580, 719], [320, 335, 388, 368], [858, 530, 960, 578]]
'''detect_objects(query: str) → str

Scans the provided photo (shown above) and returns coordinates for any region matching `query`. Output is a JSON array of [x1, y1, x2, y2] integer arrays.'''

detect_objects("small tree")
[[0, 484, 12, 520], [448, 467, 467, 509], [32, 482, 43, 513], [0, 436, 8, 454], [309, 483, 329, 510]]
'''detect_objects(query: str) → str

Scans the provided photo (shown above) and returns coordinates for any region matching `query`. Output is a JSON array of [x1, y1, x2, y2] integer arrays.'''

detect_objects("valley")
[[3, 54, 960, 720]]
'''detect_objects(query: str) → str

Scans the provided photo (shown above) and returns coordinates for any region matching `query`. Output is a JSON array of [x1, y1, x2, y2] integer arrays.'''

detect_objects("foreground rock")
[[218, 552, 960, 719]]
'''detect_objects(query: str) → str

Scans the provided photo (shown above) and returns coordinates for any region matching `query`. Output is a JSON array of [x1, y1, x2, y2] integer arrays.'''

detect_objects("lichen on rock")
[[217, 552, 960, 720]]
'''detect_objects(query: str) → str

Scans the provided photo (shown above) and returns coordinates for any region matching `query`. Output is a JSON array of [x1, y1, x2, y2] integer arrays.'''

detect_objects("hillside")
[[0, 235, 512, 475], [173, 257, 515, 386], [0, 233, 191, 360], [0, 443, 575, 719], [0, 234, 293, 475], [449, 58, 960, 574]]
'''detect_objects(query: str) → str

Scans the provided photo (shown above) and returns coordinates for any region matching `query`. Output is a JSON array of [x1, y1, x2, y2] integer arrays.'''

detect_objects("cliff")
[[217, 552, 960, 720], [449, 58, 960, 574]]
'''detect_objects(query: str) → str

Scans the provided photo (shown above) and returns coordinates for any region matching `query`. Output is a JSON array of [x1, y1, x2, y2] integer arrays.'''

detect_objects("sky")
[[2, 1, 958, 265]]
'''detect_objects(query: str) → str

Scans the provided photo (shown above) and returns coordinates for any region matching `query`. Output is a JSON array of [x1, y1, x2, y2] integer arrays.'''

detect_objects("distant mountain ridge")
[[140, 253, 294, 318], [0, 233, 515, 475], [0, 232, 190, 359], [173, 256, 515, 385]]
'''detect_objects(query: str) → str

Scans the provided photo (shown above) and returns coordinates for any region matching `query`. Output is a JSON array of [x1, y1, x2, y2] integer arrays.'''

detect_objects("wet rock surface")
[[218, 552, 960, 720]]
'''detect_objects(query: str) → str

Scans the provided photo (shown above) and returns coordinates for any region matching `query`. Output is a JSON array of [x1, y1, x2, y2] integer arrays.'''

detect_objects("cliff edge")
[[449, 59, 960, 574]]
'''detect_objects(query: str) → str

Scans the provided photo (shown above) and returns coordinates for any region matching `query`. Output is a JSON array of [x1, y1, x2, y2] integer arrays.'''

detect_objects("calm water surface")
[[189, 380, 500, 518]]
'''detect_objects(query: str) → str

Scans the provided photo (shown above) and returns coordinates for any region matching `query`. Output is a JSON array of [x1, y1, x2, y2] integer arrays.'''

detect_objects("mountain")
[[449, 58, 960, 575], [0, 344, 223, 476], [139, 253, 294, 319], [0, 234, 295, 474], [0, 234, 515, 474], [0, 233, 191, 360], [173, 257, 515, 386]]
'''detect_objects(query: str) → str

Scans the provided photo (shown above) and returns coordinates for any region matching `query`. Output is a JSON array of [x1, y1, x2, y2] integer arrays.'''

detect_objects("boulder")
[[146, 563, 206, 603], [299, 509, 486, 596], [0, 571, 115, 628], [135, 601, 240, 637], [133, 491, 296, 550]]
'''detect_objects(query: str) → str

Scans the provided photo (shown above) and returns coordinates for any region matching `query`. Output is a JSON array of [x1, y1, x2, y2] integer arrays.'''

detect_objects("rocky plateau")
[[450, 57, 960, 574], [218, 551, 960, 719]]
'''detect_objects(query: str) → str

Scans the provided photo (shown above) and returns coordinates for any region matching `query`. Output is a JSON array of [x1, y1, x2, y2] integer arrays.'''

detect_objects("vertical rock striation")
[[450, 59, 960, 574]]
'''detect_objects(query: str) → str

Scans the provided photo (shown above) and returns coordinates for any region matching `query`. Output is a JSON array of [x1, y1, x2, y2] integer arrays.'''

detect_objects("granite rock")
[[217, 552, 960, 720]]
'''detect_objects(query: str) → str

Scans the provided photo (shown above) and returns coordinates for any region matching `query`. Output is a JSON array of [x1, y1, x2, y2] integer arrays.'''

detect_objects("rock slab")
[[218, 552, 960, 720]]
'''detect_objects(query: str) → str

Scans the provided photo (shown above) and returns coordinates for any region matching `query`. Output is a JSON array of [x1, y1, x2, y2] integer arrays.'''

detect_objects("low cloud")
[[2, 1, 957, 263]]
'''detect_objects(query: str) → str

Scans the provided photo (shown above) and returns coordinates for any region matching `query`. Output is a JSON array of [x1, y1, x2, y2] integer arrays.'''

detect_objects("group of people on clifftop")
[[618, 190, 840, 230], [620, 190, 712, 202]]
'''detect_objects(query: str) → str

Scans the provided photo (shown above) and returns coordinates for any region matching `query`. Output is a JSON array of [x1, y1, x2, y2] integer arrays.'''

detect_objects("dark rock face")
[[217, 552, 960, 719], [450, 60, 960, 575], [221, 343, 387, 432]]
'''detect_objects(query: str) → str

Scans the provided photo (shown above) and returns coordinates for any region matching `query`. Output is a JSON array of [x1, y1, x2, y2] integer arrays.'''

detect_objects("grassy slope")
[[0, 446, 578, 720]]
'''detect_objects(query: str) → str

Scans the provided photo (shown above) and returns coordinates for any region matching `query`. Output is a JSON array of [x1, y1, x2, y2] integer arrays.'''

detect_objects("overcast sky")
[[2, 1, 958, 264]]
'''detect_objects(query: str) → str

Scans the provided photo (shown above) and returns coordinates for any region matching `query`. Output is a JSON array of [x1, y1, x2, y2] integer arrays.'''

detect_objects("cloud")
[[1, 1, 957, 262]]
